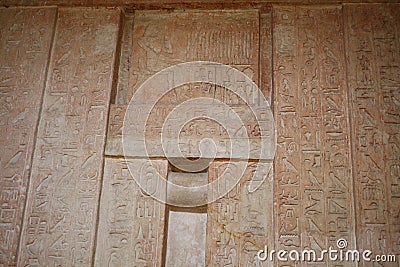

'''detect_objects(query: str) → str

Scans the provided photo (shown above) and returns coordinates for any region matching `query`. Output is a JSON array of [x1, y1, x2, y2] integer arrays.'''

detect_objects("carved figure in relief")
[[137, 24, 182, 75]]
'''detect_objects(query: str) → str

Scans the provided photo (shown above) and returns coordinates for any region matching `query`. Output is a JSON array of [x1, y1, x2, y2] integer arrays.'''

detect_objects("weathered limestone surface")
[[273, 6, 356, 266], [167, 171, 208, 207], [344, 4, 400, 266], [106, 10, 268, 160], [1, 0, 398, 8], [123, 9, 260, 105], [17, 8, 119, 266], [101, 9, 275, 267], [0, 3, 399, 267], [95, 158, 167, 267], [119, 82, 273, 160], [166, 209, 207, 266], [0, 7, 56, 266], [207, 161, 274, 266]]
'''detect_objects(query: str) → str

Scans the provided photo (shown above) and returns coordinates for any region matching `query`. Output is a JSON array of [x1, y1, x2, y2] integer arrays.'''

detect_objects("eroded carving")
[[274, 6, 355, 266], [17, 8, 119, 266], [0, 7, 56, 266], [95, 158, 167, 267], [344, 4, 400, 264]]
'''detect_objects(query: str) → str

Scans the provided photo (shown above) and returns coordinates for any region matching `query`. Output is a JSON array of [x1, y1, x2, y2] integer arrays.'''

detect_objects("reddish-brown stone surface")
[[105, 10, 269, 162], [125, 9, 260, 105], [95, 158, 167, 266], [0, 3, 399, 267], [16, 8, 119, 266], [101, 8, 275, 266], [207, 161, 273, 266], [0, 7, 56, 266], [273, 6, 355, 266], [344, 4, 400, 266], [1, 0, 398, 9]]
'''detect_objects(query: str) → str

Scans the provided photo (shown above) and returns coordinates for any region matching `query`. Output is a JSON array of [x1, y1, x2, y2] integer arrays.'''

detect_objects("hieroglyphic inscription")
[[274, 6, 355, 265], [106, 10, 264, 159], [94, 158, 167, 267], [207, 162, 273, 266], [344, 4, 400, 264], [124, 82, 267, 159], [0, 7, 56, 266], [115, 10, 260, 105], [17, 8, 119, 266]]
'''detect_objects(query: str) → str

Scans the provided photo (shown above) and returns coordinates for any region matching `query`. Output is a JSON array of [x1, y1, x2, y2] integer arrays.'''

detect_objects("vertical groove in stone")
[[17, 7, 119, 266], [113, 8, 135, 105], [341, 3, 359, 259], [344, 4, 400, 265], [0, 7, 56, 266], [260, 5, 273, 105]]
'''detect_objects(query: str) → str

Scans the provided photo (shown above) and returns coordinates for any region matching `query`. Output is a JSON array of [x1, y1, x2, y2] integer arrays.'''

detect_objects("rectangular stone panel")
[[17, 8, 120, 266], [116, 82, 274, 160], [273, 6, 355, 266], [125, 10, 260, 104], [166, 208, 207, 267], [344, 4, 400, 265], [206, 161, 274, 266], [105, 9, 275, 161], [94, 158, 168, 267], [0, 7, 56, 266]]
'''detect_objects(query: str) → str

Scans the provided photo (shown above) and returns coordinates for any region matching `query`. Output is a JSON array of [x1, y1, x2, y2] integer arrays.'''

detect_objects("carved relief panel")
[[101, 8, 275, 267], [273, 6, 355, 266], [0, 7, 56, 266], [207, 161, 273, 266], [16, 8, 119, 266], [106, 9, 272, 159], [95, 158, 167, 267], [0, 3, 399, 267], [344, 4, 400, 266]]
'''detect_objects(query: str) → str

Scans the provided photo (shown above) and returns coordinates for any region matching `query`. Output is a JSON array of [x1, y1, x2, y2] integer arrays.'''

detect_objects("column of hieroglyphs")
[[17, 8, 119, 266], [273, 6, 355, 266], [344, 4, 400, 266], [0, 7, 56, 266]]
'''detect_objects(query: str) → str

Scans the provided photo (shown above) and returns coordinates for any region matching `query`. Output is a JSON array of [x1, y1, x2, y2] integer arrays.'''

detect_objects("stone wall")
[[0, 2, 399, 266]]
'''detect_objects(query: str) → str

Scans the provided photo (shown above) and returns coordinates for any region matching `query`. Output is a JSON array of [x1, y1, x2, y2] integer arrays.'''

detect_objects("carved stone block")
[[17, 8, 119, 266], [0, 7, 56, 266], [273, 6, 355, 266], [166, 208, 207, 267], [95, 158, 168, 267], [344, 4, 400, 264], [105, 9, 275, 162], [207, 161, 273, 266]]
